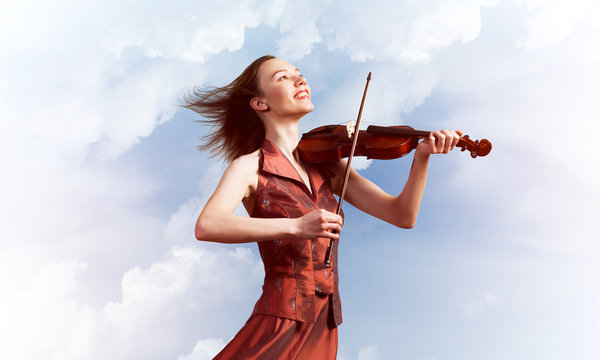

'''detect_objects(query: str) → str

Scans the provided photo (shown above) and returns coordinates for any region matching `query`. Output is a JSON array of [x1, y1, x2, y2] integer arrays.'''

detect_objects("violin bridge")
[[346, 120, 355, 139]]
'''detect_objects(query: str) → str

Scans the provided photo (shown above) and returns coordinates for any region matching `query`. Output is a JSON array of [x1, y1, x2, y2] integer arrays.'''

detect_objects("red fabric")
[[250, 139, 342, 325], [213, 294, 337, 360], [213, 139, 343, 359]]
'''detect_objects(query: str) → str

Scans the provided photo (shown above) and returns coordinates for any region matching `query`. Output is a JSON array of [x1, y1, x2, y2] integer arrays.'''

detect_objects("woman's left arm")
[[331, 129, 463, 229]]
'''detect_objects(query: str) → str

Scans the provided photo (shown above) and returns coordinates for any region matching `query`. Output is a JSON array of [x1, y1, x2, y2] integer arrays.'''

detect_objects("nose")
[[294, 75, 306, 87]]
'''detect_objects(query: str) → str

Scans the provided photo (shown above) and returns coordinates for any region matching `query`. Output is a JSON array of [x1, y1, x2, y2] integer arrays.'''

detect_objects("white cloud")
[[2, 1, 600, 359], [6, 0, 592, 168], [0, 243, 261, 360], [462, 292, 501, 319], [0, 0, 277, 164], [438, 27, 600, 254], [321, 0, 499, 63], [0, 5, 259, 357], [357, 344, 380, 360], [164, 197, 205, 244], [515, 0, 599, 49], [103, 246, 262, 332], [273, 0, 499, 62], [313, 62, 439, 135], [0, 140, 257, 360], [0, 260, 92, 359], [101, 1, 267, 63], [177, 338, 226, 360], [274, 1, 323, 61]]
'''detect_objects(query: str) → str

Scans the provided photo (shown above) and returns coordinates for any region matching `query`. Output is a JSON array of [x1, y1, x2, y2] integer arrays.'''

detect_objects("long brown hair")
[[183, 55, 275, 162]]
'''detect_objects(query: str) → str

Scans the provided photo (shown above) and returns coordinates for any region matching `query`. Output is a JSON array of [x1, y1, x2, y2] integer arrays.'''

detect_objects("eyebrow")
[[271, 68, 301, 79]]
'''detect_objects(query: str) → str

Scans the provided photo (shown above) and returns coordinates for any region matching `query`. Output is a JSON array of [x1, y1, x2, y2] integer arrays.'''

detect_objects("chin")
[[301, 108, 314, 116]]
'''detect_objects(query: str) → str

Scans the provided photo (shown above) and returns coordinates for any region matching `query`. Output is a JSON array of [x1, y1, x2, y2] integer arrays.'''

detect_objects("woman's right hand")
[[294, 209, 343, 240]]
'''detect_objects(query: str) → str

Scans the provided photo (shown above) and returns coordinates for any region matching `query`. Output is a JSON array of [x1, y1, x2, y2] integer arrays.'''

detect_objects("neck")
[[264, 120, 300, 159], [261, 110, 306, 158]]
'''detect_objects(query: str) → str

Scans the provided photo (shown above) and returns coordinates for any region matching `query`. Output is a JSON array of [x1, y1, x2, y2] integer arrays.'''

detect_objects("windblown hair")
[[183, 55, 275, 162]]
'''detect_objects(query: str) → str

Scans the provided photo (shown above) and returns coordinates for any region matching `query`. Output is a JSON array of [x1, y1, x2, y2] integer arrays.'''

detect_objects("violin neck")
[[366, 125, 431, 138]]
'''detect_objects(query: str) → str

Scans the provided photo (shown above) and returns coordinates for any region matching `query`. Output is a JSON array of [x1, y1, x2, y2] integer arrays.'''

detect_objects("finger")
[[321, 220, 341, 232], [323, 221, 342, 234], [322, 228, 340, 240], [432, 131, 446, 153], [451, 130, 461, 150], [330, 222, 342, 232], [440, 130, 453, 153], [320, 210, 343, 225], [334, 214, 343, 226], [427, 132, 437, 153], [447, 131, 456, 151]]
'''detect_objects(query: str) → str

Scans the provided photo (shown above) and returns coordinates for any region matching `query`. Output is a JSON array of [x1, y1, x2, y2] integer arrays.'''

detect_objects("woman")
[[185, 55, 462, 359]]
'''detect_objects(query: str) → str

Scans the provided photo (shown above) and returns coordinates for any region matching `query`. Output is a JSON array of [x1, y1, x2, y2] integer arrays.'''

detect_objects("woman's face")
[[254, 58, 314, 118]]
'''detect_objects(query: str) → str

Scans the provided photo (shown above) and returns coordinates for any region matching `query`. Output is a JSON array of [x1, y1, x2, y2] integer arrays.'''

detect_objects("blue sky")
[[1, 1, 599, 359]]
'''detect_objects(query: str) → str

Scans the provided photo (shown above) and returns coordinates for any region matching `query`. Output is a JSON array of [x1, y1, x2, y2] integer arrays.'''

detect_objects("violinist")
[[184, 55, 462, 359]]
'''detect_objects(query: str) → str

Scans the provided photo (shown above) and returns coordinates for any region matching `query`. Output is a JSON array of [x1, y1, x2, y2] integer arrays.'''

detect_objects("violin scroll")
[[458, 135, 492, 158]]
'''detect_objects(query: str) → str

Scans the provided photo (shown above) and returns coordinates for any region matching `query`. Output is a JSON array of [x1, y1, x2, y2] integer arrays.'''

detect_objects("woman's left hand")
[[416, 129, 464, 156]]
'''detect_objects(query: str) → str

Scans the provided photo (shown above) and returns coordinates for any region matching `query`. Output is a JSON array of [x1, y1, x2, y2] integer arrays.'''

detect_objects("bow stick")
[[325, 72, 372, 267]]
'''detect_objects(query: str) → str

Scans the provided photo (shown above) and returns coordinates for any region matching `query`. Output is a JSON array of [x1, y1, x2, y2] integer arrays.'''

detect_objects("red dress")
[[213, 139, 342, 359]]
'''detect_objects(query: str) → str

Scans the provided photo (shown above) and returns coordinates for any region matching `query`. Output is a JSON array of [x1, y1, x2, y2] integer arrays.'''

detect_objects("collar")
[[260, 138, 326, 196]]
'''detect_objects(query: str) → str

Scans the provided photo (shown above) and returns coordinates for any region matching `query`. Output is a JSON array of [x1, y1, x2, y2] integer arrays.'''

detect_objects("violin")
[[310, 72, 491, 267], [298, 123, 492, 163]]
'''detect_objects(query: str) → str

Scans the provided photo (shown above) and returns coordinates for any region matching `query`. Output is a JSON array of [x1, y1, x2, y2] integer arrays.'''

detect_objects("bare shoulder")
[[201, 150, 260, 216], [229, 149, 259, 175], [226, 149, 260, 193], [227, 150, 260, 214]]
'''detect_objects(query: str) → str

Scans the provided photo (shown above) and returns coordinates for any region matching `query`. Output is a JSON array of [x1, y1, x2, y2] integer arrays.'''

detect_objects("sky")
[[1, 0, 599, 359]]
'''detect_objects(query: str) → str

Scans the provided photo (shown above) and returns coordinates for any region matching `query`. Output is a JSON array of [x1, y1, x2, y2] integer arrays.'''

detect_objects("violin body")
[[298, 124, 492, 164]]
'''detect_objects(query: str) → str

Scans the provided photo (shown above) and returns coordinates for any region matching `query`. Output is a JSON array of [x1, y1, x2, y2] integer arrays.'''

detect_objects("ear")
[[250, 97, 269, 111]]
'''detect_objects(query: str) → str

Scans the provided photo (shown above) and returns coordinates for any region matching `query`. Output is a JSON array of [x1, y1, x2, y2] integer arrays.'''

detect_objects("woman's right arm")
[[195, 153, 342, 244]]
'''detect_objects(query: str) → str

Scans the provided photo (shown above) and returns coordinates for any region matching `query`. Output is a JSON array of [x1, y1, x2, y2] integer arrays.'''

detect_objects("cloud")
[[0, 0, 278, 164], [0, 259, 92, 359], [273, 0, 501, 62], [320, 0, 498, 63], [311, 61, 440, 148], [0, 0, 507, 186], [104, 245, 262, 331], [0, 146, 258, 360], [6, 0, 592, 168], [0, 1, 255, 350], [0, 0, 382, 166], [2, 1, 600, 359], [438, 24, 600, 254], [274, 1, 323, 60], [177, 338, 226, 360], [0, 242, 262, 360], [515, 0, 599, 49], [462, 292, 501, 319], [358, 344, 380, 360]]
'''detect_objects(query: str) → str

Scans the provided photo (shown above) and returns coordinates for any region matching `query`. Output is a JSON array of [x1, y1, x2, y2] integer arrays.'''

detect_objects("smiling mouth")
[[294, 90, 310, 99]]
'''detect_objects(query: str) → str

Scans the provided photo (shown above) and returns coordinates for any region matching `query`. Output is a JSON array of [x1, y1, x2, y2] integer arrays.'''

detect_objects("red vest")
[[250, 139, 343, 326]]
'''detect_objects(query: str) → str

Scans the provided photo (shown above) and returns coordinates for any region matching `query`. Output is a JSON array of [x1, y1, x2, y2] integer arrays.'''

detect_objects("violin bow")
[[325, 72, 372, 267]]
